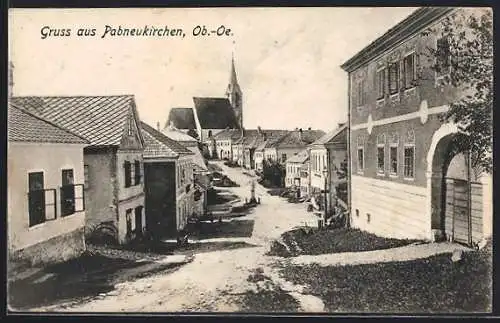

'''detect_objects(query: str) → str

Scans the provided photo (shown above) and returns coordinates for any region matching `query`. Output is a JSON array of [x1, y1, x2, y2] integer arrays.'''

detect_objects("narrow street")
[[35, 161, 320, 312]]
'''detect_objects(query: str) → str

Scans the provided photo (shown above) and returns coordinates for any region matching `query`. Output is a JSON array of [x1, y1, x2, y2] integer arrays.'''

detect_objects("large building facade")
[[341, 8, 492, 243]]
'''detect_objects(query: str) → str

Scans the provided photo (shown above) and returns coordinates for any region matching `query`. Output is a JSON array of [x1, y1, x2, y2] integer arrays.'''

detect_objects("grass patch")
[[267, 227, 420, 257], [280, 247, 492, 313]]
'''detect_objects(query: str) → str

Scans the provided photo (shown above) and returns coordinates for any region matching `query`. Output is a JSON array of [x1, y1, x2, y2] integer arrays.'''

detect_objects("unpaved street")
[[36, 161, 320, 312]]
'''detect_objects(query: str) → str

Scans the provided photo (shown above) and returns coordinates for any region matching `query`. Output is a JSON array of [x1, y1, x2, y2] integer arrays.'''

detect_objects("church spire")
[[225, 54, 243, 130]]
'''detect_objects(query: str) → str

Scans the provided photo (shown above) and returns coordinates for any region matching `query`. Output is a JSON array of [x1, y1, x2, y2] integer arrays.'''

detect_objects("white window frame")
[[389, 134, 399, 178], [388, 61, 400, 97], [403, 130, 416, 181]]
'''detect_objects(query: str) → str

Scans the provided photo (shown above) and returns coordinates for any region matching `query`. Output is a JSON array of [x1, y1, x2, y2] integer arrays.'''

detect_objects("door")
[[135, 206, 143, 237], [445, 178, 470, 244], [28, 172, 45, 226], [144, 162, 176, 238]]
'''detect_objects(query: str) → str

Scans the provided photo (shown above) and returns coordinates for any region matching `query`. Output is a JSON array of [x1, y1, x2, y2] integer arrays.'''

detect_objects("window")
[[135, 206, 143, 236], [390, 147, 398, 175], [377, 134, 386, 174], [28, 172, 46, 226], [377, 147, 385, 174], [61, 169, 75, 217], [134, 160, 141, 185], [388, 62, 399, 94], [356, 79, 366, 107], [403, 53, 416, 89], [356, 136, 365, 173], [357, 148, 364, 172], [281, 154, 287, 163], [84, 165, 89, 189], [376, 68, 386, 99], [124, 161, 131, 188], [404, 146, 415, 178], [436, 37, 451, 77], [404, 130, 416, 179]]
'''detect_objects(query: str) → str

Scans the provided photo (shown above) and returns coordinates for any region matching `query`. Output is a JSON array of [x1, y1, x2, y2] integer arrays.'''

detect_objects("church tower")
[[225, 55, 243, 129]]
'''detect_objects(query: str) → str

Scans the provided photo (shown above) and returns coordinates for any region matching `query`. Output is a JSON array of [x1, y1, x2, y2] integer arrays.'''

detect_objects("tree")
[[422, 8, 493, 173]]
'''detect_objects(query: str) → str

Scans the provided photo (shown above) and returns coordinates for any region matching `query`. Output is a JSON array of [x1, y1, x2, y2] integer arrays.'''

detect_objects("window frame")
[[84, 164, 90, 189], [388, 61, 400, 95], [124, 161, 132, 188], [60, 168, 76, 217], [389, 145, 399, 177], [134, 160, 141, 185], [376, 66, 386, 100], [356, 79, 366, 107], [403, 51, 417, 90], [403, 144, 416, 180]]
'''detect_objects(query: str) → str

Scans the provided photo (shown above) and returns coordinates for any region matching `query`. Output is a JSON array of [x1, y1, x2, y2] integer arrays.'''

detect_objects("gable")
[[120, 107, 143, 150]]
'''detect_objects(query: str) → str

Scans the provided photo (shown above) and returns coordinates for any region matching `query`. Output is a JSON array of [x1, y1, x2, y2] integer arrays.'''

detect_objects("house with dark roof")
[[140, 121, 197, 239], [10, 95, 146, 245], [309, 124, 348, 212], [341, 7, 492, 243], [8, 103, 89, 266]]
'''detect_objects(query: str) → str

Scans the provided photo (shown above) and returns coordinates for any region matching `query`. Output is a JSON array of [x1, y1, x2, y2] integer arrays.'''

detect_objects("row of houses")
[[8, 89, 209, 266]]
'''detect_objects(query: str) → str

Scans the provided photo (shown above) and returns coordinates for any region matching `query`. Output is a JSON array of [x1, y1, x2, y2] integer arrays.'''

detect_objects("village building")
[[8, 103, 89, 265], [162, 123, 210, 216], [309, 124, 348, 211], [299, 160, 311, 198], [341, 7, 492, 244], [268, 128, 325, 165], [11, 95, 147, 245], [140, 121, 195, 239], [213, 128, 243, 160], [285, 149, 309, 191]]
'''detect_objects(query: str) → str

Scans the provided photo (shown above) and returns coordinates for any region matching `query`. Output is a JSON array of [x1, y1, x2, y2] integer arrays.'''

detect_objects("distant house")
[[340, 7, 492, 243], [11, 95, 146, 245], [309, 124, 348, 210], [213, 128, 243, 161], [141, 121, 195, 239], [8, 104, 89, 266], [162, 123, 210, 217], [285, 149, 309, 191], [299, 161, 311, 198], [269, 129, 325, 165]]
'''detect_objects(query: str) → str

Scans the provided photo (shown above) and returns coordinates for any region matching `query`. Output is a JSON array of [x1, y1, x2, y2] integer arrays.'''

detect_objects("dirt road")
[[36, 161, 320, 312]]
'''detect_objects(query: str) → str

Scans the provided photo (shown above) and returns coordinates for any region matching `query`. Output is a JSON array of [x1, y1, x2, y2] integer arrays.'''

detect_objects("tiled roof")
[[162, 124, 198, 143], [140, 121, 193, 159], [213, 128, 242, 140], [274, 129, 325, 149], [10, 95, 139, 147], [186, 145, 209, 172], [311, 124, 347, 146], [193, 97, 240, 129], [8, 104, 89, 144], [166, 107, 197, 130], [287, 149, 309, 164]]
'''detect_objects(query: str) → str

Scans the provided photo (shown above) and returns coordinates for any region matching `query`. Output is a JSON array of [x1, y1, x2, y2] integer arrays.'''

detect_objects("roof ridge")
[[140, 121, 193, 155], [8, 103, 90, 144], [12, 94, 134, 99]]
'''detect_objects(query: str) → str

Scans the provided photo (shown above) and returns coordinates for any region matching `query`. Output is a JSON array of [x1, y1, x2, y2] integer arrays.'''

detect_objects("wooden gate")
[[444, 178, 483, 245]]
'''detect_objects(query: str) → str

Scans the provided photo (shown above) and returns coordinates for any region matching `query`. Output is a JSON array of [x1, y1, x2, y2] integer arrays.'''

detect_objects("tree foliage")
[[262, 158, 286, 188], [422, 8, 493, 173]]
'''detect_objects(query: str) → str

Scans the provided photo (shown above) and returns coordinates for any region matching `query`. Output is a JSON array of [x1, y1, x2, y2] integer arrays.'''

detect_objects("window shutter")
[[124, 161, 131, 188]]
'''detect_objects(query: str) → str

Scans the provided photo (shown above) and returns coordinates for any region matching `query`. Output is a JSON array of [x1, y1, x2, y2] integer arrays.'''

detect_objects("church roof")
[[193, 97, 240, 129], [166, 107, 196, 130]]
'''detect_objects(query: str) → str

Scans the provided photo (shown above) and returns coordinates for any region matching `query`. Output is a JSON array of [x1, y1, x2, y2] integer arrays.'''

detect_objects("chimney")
[[338, 122, 345, 128], [8, 61, 14, 99], [308, 127, 311, 130], [157, 121, 160, 131], [299, 128, 303, 141], [257, 126, 262, 136]]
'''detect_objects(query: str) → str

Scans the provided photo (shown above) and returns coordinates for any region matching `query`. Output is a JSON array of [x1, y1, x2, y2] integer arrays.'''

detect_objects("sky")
[[9, 7, 417, 132]]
